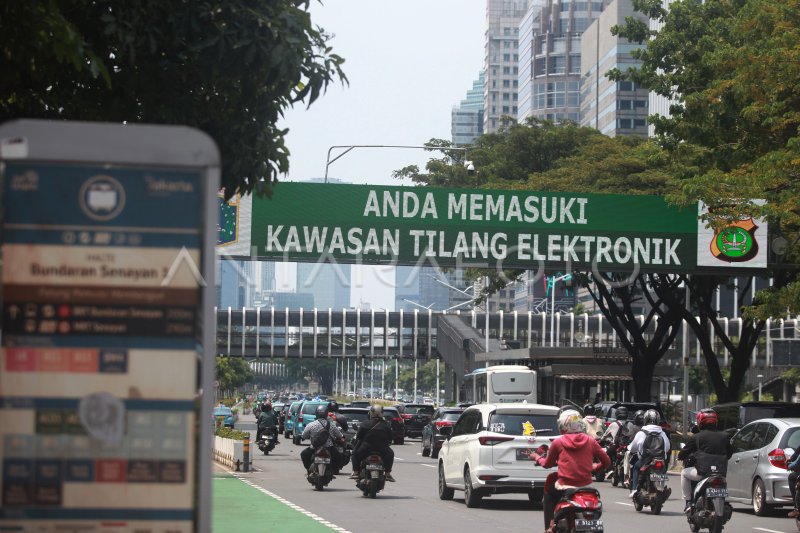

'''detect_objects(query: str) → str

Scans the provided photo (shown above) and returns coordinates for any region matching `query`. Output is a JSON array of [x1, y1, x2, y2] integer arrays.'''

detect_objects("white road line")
[[420, 464, 436, 468], [395, 457, 405, 461], [234, 474, 353, 533], [754, 528, 790, 533], [615, 501, 634, 507]]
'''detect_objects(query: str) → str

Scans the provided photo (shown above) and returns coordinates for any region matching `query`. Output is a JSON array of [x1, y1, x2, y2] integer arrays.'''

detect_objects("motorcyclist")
[[600, 406, 632, 444], [678, 409, 733, 514], [300, 405, 344, 474], [529, 409, 611, 532], [582, 404, 604, 438], [328, 400, 349, 432], [787, 449, 800, 517], [627, 409, 670, 497], [623, 410, 646, 487], [256, 401, 279, 443], [349, 405, 396, 482]]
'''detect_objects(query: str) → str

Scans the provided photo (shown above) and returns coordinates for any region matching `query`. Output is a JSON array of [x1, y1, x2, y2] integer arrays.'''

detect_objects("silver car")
[[727, 417, 800, 515]]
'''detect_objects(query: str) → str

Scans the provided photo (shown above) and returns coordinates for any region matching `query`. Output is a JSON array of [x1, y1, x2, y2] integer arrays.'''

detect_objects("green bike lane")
[[212, 468, 349, 533]]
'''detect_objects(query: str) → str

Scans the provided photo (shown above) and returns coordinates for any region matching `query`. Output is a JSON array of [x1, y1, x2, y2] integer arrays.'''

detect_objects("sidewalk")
[[212, 465, 336, 533]]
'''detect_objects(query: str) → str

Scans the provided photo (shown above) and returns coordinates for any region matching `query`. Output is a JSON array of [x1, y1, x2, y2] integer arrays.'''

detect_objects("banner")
[[217, 183, 768, 273]]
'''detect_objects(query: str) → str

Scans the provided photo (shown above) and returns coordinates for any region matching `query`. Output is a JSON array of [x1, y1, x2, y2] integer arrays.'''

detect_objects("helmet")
[[369, 405, 383, 419], [615, 406, 628, 421], [696, 409, 718, 429], [328, 400, 339, 413], [263, 401, 272, 411], [583, 404, 595, 416], [643, 409, 661, 426], [315, 404, 329, 419], [557, 409, 585, 434], [633, 410, 645, 426]]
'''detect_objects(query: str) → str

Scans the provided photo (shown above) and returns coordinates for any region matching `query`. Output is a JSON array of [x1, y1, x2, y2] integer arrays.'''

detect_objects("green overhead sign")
[[217, 183, 768, 273]]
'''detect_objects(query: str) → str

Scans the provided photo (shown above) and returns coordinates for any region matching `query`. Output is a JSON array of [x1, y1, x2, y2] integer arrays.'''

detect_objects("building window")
[[503, 79, 510, 88], [503, 66, 511, 74], [569, 53, 581, 74], [552, 37, 566, 54], [534, 58, 546, 77], [503, 53, 510, 61], [573, 17, 589, 33], [634, 118, 647, 127], [549, 56, 566, 75], [619, 118, 632, 129]]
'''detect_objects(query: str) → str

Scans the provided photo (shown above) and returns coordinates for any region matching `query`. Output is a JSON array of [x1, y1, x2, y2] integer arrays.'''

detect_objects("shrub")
[[215, 427, 250, 440]]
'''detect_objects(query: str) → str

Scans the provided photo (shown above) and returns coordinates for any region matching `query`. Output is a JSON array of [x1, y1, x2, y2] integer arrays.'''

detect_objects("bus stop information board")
[[0, 120, 218, 533], [219, 182, 768, 272]]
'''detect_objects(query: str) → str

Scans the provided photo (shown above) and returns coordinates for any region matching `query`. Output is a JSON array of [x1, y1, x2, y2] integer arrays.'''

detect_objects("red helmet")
[[696, 409, 718, 429]]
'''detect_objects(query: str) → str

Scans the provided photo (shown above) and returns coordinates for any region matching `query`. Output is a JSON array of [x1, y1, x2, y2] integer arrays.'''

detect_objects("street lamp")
[[549, 273, 572, 347], [758, 374, 764, 400], [323, 144, 471, 183]]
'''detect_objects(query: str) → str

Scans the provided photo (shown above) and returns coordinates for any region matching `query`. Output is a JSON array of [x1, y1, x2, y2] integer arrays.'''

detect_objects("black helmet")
[[633, 410, 645, 426], [315, 404, 329, 419], [328, 400, 339, 413], [643, 409, 661, 426], [615, 406, 628, 421], [263, 401, 272, 411], [583, 404, 595, 416]]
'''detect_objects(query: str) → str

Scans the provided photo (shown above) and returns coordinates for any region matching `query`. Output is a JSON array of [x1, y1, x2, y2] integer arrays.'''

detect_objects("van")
[[711, 401, 800, 435]]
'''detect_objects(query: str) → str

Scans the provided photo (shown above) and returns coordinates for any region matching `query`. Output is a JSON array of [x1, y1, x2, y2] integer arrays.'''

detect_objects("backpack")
[[311, 420, 331, 449], [641, 430, 666, 461], [614, 421, 632, 446]]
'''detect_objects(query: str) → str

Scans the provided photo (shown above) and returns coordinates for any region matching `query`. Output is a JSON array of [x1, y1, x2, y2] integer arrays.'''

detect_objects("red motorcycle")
[[539, 445, 604, 533]]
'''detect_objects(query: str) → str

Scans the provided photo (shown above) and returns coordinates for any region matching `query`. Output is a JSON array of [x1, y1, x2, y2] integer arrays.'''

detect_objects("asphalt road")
[[236, 416, 798, 533]]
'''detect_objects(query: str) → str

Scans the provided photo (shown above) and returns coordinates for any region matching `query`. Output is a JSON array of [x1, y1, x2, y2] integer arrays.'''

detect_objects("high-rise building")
[[395, 267, 473, 312], [484, 0, 531, 134], [518, 0, 610, 125], [217, 259, 257, 309], [296, 262, 351, 310], [451, 71, 485, 146], [579, 0, 649, 136]]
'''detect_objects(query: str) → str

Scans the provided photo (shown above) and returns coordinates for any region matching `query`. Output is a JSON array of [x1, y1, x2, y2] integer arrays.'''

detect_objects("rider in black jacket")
[[349, 405, 396, 482], [678, 409, 733, 513]]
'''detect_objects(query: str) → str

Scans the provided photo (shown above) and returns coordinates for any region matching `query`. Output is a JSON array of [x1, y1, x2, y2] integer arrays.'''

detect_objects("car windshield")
[[405, 406, 434, 415], [745, 406, 800, 424], [302, 403, 322, 415], [214, 407, 232, 416], [342, 412, 369, 422], [383, 409, 399, 418], [487, 413, 558, 436], [441, 411, 463, 422]]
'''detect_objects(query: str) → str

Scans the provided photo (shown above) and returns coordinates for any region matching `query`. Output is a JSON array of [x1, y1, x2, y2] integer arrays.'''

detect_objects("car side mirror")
[[439, 426, 453, 438]]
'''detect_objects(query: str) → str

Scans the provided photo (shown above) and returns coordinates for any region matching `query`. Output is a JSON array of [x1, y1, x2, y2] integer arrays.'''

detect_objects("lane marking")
[[615, 501, 634, 507], [234, 474, 353, 533], [754, 528, 789, 533], [420, 464, 436, 468]]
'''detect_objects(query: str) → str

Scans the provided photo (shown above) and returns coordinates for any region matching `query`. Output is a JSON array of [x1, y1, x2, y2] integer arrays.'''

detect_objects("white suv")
[[437, 402, 559, 508]]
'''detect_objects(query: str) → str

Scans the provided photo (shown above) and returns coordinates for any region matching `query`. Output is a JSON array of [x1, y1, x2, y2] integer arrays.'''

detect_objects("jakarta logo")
[[217, 190, 239, 246], [710, 217, 759, 262]]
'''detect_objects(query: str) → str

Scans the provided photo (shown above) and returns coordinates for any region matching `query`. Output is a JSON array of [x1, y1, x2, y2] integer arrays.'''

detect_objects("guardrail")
[[213, 435, 244, 470]]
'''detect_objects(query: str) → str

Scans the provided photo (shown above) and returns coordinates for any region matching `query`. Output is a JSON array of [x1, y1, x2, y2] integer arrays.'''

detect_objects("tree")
[[215, 356, 254, 397], [1, 0, 347, 199], [611, 0, 800, 400]]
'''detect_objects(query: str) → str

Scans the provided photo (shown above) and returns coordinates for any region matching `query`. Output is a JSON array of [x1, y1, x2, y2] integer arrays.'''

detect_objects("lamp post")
[[758, 374, 764, 400], [323, 144, 471, 183], [549, 273, 572, 347]]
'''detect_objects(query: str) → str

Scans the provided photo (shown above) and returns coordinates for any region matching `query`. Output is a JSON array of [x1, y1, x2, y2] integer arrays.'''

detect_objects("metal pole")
[[346, 358, 350, 397], [370, 359, 374, 399], [550, 280, 556, 347], [436, 358, 440, 406], [381, 359, 385, 400], [683, 283, 690, 436], [413, 358, 418, 403], [395, 358, 399, 400]]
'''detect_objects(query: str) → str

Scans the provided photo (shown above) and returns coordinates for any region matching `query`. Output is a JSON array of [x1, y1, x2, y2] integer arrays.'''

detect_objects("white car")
[[437, 402, 559, 508]]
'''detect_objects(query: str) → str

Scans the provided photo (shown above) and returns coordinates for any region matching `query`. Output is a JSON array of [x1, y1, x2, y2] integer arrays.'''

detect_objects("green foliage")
[[782, 368, 800, 386], [214, 427, 250, 441], [613, 0, 800, 317], [215, 357, 254, 392], [0, 0, 347, 199]]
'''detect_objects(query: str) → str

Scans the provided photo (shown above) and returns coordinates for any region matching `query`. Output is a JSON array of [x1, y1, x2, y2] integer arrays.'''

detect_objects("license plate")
[[314, 457, 331, 464], [650, 474, 669, 481], [370, 470, 379, 478], [516, 448, 534, 461], [575, 519, 602, 531], [706, 488, 728, 498], [366, 464, 383, 471]]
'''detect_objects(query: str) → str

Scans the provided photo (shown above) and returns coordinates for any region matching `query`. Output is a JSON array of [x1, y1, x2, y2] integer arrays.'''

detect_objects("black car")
[[421, 407, 464, 459], [381, 406, 405, 445], [711, 401, 800, 436], [348, 400, 371, 408], [397, 403, 435, 438], [339, 407, 370, 448], [594, 401, 670, 434]]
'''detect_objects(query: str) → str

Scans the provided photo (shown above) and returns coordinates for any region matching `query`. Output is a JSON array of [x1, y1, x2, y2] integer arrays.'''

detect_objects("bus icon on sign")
[[80, 175, 126, 221]]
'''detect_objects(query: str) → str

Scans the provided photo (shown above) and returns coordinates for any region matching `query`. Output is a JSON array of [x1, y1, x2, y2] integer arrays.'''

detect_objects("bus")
[[461, 365, 538, 404]]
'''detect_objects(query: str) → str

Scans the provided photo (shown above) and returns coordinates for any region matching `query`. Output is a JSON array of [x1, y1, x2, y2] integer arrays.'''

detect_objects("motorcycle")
[[600, 440, 627, 487], [256, 428, 278, 455], [536, 445, 603, 533], [355, 452, 386, 498], [334, 442, 351, 475], [686, 473, 733, 533], [632, 457, 672, 514], [306, 446, 335, 491]]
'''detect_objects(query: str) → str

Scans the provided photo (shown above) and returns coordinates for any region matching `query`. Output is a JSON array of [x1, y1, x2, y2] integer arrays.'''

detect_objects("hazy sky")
[[274, 0, 486, 309]]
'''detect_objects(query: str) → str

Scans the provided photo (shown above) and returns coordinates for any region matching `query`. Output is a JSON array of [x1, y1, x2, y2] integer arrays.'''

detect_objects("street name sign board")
[[0, 120, 219, 533]]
